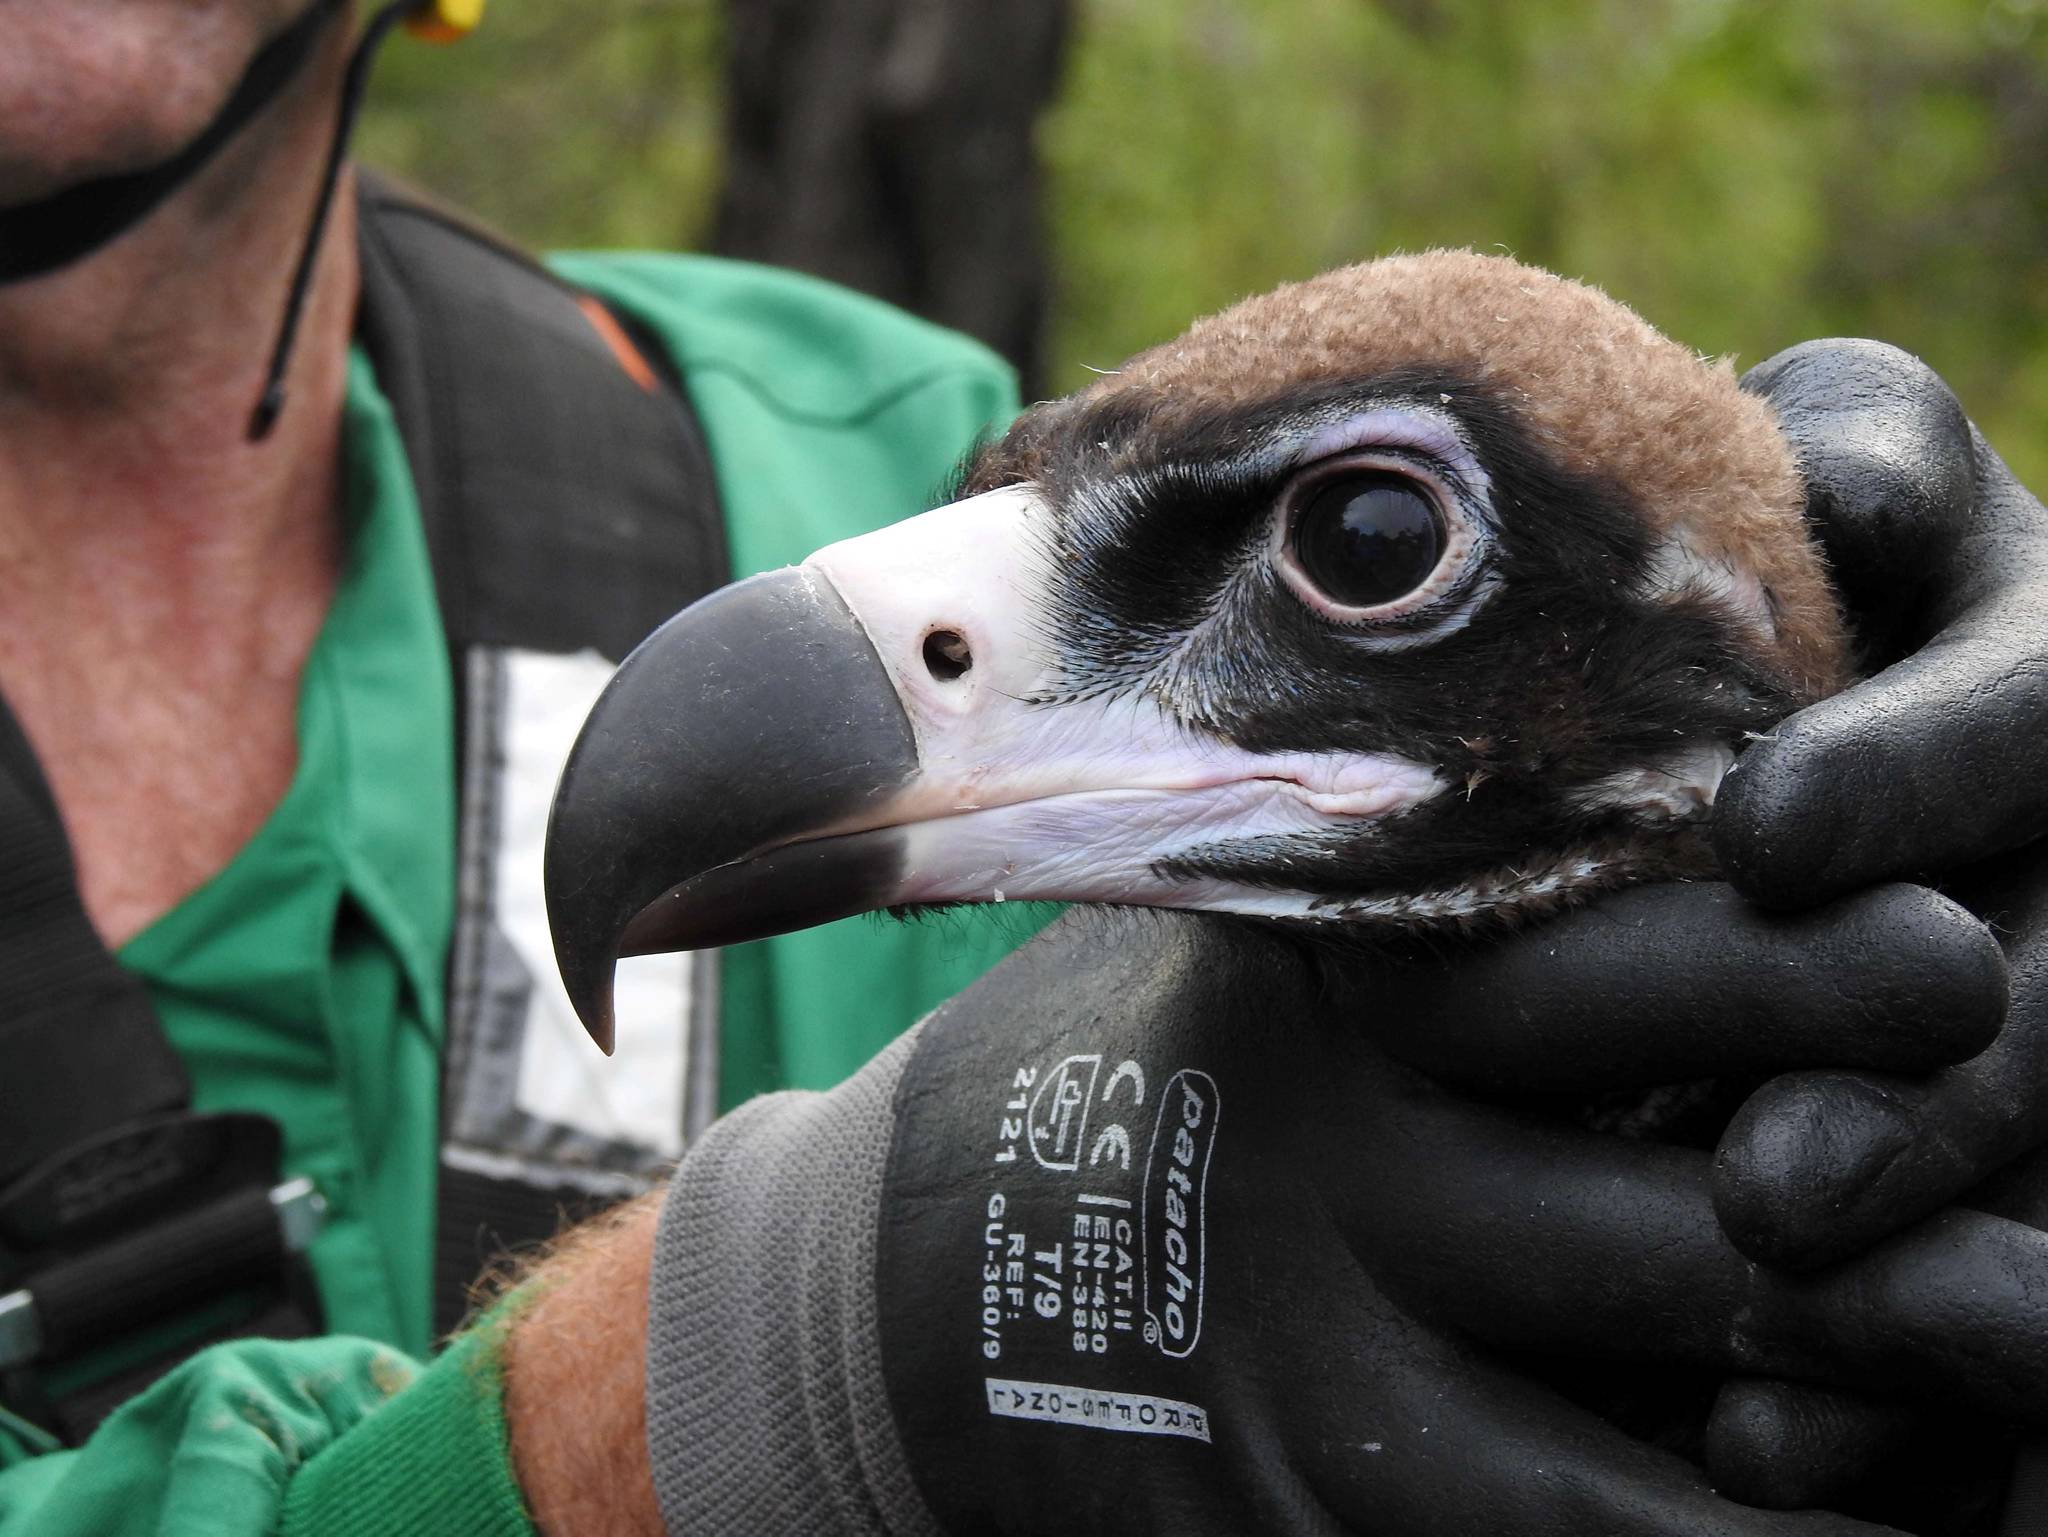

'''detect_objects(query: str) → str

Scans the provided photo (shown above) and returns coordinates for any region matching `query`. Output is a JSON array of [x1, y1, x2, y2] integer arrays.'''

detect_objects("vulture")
[[544, 248, 1851, 1052]]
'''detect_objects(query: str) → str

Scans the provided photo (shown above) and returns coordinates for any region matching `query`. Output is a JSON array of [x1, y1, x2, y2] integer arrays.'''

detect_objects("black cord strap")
[[248, 0, 418, 439]]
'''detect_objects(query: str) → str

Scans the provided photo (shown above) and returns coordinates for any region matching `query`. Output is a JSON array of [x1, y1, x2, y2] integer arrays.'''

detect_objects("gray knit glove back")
[[646, 1029, 938, 1536]]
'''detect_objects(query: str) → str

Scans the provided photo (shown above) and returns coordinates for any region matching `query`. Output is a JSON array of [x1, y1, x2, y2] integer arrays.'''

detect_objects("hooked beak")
[[545, 485, 1442, 1050]]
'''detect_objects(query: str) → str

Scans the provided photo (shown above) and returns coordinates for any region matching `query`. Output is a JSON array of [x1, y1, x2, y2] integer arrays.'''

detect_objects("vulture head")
[[546, 250, 1851, 1051]]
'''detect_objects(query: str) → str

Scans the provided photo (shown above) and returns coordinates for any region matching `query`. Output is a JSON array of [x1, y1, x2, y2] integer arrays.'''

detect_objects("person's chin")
[[0, 0, 285, 207]]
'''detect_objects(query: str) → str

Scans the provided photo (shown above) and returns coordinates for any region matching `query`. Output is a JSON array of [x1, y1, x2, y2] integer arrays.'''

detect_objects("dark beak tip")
[[550, 921, 620, 1054], [542, 826, 625, 1056], [541, 566, 922, 1057]]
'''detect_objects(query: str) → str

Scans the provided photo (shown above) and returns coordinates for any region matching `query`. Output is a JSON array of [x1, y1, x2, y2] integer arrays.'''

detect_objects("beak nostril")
[[922, 629, 973, 683]]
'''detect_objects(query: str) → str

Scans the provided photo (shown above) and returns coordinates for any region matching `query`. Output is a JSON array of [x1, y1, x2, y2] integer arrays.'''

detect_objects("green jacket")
[[0, 251, 1042, 1535]]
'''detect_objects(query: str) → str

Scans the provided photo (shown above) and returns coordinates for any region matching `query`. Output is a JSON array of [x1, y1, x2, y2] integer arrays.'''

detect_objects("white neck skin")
[[0, 18, 359, 944]]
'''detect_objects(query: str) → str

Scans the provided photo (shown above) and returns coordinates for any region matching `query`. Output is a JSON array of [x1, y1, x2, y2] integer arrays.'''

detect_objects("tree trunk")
[[713, 0, 1070, 396]]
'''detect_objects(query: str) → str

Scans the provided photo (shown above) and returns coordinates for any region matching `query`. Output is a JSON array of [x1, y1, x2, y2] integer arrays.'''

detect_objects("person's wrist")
[[502, 1191, 666, 1536]]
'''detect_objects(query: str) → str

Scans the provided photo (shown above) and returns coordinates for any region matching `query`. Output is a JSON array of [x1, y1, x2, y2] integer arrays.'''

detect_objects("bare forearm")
[[501, 1192, 665, 1536]]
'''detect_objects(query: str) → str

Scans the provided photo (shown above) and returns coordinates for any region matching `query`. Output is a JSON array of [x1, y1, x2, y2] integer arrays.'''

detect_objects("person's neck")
[[0, 25, 361, 945], [0, 28, 355, 593]]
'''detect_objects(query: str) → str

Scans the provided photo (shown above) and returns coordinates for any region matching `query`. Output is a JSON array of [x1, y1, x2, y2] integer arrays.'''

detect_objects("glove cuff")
[[645, 1028, 940, 1537]]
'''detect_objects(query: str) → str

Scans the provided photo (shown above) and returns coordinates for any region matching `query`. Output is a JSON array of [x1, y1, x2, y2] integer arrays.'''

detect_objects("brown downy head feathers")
[[990, 249, 1851, 710]]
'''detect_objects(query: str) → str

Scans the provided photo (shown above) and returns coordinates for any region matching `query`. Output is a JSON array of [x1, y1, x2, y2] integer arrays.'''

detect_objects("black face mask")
[[0, 0, 419, 440]]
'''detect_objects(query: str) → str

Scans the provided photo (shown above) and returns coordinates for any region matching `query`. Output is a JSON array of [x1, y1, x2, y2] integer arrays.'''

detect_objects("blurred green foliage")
[[361, 0, 2048, 484], [357, 2, 725, 251]]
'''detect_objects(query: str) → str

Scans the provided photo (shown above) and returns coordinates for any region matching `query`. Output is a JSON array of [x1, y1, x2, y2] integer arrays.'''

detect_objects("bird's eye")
[[1285, 473, 1446, 611]]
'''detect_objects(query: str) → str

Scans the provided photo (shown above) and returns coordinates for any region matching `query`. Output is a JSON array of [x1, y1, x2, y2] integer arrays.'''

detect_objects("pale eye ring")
[[1273, 458, 1471, 622]]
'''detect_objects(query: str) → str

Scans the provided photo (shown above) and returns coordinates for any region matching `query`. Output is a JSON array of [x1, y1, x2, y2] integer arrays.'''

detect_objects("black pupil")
[[1292, 474, 1444, 608]]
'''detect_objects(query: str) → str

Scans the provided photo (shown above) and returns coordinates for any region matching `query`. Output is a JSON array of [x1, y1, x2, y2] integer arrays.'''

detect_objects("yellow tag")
[[404, 0, 484, 44]]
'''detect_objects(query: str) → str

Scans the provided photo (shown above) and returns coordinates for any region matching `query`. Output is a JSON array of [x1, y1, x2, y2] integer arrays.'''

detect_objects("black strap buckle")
[[0, 1111, 327, 1440]]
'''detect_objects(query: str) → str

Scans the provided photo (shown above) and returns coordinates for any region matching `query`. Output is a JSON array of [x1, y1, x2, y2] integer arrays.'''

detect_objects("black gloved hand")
[[1710, 341, 2048, 1523], [643, 905, 2036, 1534], [1706, 338, 2048, 1270], [857, 911, 2048, 1536], [1721, 338, 2048, 907], [1302, 874, 2030, 1521]]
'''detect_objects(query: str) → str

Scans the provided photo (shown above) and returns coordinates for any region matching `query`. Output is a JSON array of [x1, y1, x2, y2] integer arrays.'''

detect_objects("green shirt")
[[0, 252, 1044, 1534]]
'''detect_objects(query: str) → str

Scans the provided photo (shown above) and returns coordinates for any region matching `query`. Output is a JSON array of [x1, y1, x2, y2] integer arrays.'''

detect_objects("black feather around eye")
[[1014, 365, 1799, 790], [1026, 374, 1483, 701]]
